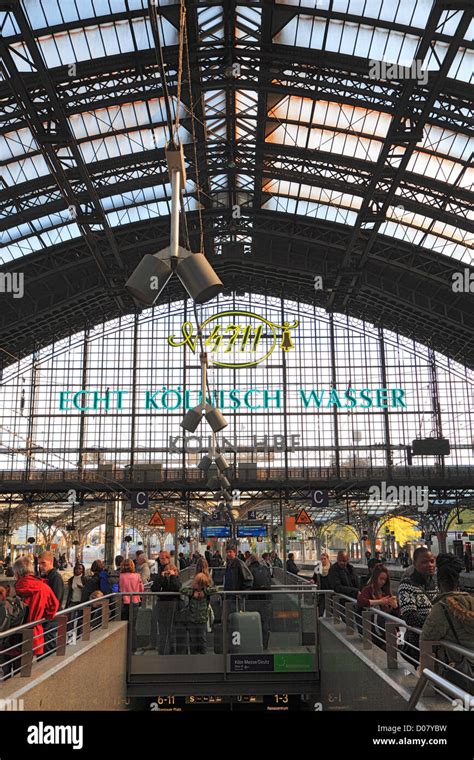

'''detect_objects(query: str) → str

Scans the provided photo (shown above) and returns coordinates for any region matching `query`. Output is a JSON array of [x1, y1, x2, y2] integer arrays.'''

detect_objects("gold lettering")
[[205, 324, 222, 352], [224, 324, 241, 352], [168, 322, 197, 351]]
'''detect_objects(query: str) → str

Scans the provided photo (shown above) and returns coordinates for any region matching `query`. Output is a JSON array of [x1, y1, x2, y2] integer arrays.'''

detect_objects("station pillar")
[[105, 498, 123, 568], [436, 531, 448, 554]]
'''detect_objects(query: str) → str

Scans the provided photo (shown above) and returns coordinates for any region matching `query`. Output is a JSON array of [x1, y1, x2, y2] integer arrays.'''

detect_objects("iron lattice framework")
[[0, 0, 472, 371]]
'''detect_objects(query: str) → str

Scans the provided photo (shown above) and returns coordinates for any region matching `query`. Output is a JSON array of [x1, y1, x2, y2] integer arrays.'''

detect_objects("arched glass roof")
[[0, 0, 472, 368]]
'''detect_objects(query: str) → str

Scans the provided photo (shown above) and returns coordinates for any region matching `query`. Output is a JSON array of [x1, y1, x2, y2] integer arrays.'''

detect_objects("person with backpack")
[[0, 584, 28, 678], [13, 557, 59, 659], [107, 555, 123, 595], [245, 554, 272, 649], [182, 572, 216, 654], [421, 553, 474, 694]]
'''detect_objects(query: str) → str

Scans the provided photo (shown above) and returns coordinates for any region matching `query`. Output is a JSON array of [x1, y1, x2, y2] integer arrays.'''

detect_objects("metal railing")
[[0, 593, 123, 681], [0, 464, 473, 484], [408, 668, 473, 711], [326, 591, 474, 707]]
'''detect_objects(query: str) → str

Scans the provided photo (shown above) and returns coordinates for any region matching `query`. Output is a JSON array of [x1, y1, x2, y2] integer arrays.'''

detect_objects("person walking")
[[39, 551, 65, 656], [286, 553, 299, 576], [246, 554, 272, 650], [328, 550, 359, 599]]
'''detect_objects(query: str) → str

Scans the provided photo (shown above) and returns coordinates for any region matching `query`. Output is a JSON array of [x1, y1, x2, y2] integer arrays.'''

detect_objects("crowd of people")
[[0, 544, 472, 693], [310, 547, 473, 692]]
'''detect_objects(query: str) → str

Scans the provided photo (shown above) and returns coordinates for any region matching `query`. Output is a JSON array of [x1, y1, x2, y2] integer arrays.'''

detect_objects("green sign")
[[274, 654, 314, 673]]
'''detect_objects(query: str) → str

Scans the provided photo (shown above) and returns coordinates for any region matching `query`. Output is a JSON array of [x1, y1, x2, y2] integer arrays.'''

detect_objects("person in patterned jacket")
[[398, 547, 438, 667]]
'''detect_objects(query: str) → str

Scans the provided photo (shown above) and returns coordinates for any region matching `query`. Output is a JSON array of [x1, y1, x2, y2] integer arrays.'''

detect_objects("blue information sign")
[[202, 526, 231, 538], [237, 524, 268, 538]]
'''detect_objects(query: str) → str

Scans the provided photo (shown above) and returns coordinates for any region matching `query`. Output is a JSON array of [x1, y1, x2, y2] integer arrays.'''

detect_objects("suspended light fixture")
[[205, 405, 228, 433], [176, 252, 223, 304], [215, 453, 231, 473], [217, 473, 231, 489], [125, 146, 222, 306], [181, 405, 204, 433], [125, 249, 173, 305], [197, 454, 213, 472], [206, 475, 221, 490]]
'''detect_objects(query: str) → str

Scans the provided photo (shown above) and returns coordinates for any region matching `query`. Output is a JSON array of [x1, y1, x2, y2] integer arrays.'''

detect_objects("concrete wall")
[[319, 621, 423, 711], [0, 622, 128, 711]]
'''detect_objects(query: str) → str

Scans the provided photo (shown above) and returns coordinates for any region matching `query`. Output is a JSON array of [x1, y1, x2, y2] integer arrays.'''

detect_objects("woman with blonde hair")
[[312, 552, 332, 617], [194, 556, 212, 584], [183, 571, 215, 654]]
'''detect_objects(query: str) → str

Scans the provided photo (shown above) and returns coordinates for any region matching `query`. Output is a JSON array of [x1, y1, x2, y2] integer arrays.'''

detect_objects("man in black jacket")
[[39, 552, 64, 605], [328, 551, 359, 599], [224, 546, 253, 592], [39, 551, 65, 656]]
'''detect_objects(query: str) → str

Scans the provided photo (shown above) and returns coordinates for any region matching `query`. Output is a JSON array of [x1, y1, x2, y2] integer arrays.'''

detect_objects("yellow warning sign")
[[295, 509, 312, 525], [148, 510, 165, 527]]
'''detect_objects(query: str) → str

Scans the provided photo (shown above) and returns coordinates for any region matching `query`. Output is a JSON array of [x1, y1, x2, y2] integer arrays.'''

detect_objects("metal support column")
[[105, 498, 123, 568], [378, 326, 393, 472], [329, 314, 340, 478]]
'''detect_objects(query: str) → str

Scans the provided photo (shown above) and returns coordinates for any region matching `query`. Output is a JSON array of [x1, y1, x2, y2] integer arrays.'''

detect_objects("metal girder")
[[327, 4, 473, 312], [1, 47, 471, 139], [0, 209, 472, 369], [0, 4, 128, 311], [2, 140, 471, 250]]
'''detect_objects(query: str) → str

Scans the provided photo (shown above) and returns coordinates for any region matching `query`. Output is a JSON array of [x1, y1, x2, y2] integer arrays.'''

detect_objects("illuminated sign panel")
[[236, 524, 268, 537]]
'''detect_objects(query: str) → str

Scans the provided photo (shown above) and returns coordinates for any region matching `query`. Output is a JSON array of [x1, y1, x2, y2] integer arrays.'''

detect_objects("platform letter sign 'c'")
[[312, 490, 329, 508], [131, 491, 149, 509]]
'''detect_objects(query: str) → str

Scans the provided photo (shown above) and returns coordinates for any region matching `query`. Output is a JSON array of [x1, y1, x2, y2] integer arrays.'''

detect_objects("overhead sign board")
[[131, 491, 149, 509], [312, 490, 329, 508], [236, 524, 268, 538], [202, 526, 231, 538]]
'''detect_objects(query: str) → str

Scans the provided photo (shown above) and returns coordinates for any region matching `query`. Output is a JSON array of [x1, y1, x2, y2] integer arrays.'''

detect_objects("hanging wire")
[[148, 0, 226, 466]]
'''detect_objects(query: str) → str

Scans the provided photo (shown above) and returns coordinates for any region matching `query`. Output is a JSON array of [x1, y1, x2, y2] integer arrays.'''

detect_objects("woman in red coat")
[[14, 557, 59, 656]]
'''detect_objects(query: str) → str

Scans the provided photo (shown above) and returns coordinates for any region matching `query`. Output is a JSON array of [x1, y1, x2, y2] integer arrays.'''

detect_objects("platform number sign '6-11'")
[[312, 490, 329, 508]]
